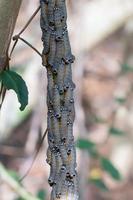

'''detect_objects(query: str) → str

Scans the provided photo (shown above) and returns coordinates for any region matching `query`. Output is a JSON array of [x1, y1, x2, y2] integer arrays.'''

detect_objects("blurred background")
[[0, 0, 133, 199]]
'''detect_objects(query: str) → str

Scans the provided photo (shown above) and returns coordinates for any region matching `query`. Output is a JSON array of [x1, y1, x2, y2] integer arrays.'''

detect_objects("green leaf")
[[115, 97, 126, 104], [0, 70, 28, 111], [100, 157, 121, 180], [37, 189, 46, 200], [109, 127, 125, 136], [121, 63, 133, 73], [76, 139, 95, 150], [90, 178, 108, 191]]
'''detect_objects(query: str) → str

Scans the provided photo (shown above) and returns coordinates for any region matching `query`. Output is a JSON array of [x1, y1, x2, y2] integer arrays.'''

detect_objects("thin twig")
[[9, 6, 41, 58], [18, 36, 42, 57], [9, 39, 18, 58], [19, 128, 48, 182], [0, 163, 40, 200], [18, 6, 41, 36]]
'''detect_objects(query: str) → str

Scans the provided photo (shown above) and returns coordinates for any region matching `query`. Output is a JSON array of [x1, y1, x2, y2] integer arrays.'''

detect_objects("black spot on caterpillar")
[[40, 0, 49, 4]]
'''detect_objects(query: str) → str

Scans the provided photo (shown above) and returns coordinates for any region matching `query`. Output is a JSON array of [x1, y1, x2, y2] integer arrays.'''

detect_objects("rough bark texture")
[[40, 0, 79, 199], [0, 0, 22, 71]]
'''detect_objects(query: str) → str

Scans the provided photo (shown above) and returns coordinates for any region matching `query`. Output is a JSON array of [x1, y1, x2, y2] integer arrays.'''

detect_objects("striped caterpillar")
[[53, 85, 61, 118], [48, 0, 56, 26], [55, 165, 67, 198], [48, 152, 56, 186]]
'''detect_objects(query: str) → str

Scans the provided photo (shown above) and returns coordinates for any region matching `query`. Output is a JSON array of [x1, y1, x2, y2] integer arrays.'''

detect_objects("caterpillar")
[[48, 0, 56, 26], [55, 40, 64, 64], [56, 0, 67, 24], [48, 34, 56, 67], [62, 32, 75, 64], [66, 146, 77, 178], [53, 116, 60, 143], [46, 147, 52, 165], [63, 64, 74, 90], [42, 31, 51, 55], [57, 62, 65, 94], [67, 124, 74, 145], [60, 109, 68, 142], [60, 145, 68, 166], [64, 87, 73, 109], [40, 0, 48, 27], [54, 7, 63, 41], [55, 165, 67, 198], [53, 85, 61, 118], [48, 152, 56, 186]]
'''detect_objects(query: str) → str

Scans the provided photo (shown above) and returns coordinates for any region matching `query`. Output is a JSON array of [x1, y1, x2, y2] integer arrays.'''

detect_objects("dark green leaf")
[[121, 63, 133, 73], [109, 127, 125, 136], [37, 189, 46, 200], [115, 97, 126, 104], [94, 116, 106, 123], [0, 70, 28, 111], [90, 178, 108, 191], [76, 139, 95, 150], [100, 157, 121, 180]]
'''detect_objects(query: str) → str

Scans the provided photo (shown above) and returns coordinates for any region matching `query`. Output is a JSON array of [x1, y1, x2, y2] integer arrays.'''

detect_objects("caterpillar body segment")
[[55, 165, 67, 198], [48, 152, 56, 186], [53, 85, 61, 118], [57, 62, 65, 94], [48, 34, 56, 67], [47, 0, 56, 26]]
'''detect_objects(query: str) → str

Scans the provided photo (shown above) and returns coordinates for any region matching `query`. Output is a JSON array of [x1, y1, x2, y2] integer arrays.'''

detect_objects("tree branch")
[[0, 0, 22, 71]]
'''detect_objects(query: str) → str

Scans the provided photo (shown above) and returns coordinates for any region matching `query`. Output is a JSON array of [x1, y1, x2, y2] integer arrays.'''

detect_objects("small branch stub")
[[40, 0, 79, 199]]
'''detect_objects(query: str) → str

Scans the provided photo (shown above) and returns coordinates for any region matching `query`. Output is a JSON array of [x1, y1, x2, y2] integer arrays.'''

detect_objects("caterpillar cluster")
[[40, 0, 79, 199]]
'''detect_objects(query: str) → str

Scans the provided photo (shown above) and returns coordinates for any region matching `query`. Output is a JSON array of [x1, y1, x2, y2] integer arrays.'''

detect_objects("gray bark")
[[0, 0, 22, 71], [40, 0, 79, 199]]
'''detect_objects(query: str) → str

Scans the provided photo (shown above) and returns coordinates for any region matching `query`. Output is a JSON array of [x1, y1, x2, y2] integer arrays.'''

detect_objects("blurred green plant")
[[121, 63, 133, 73], [109, 127, 125, 136], [0, 70, 28, 111], [37, 189, 46, 200], [76, 138, 122, 191]]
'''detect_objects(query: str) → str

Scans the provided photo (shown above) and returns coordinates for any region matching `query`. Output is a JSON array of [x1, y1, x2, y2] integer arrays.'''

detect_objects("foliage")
[[76, 137, 122, 190], [0, 70, 28, 111]]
